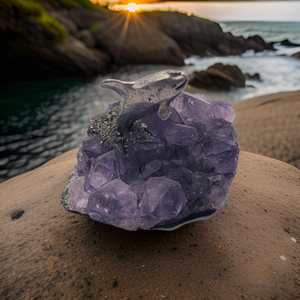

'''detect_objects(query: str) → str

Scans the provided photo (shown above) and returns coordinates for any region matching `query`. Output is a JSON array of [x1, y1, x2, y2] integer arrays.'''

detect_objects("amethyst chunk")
[[62, 70, 239, 231], [87, 180, 138, 221], [163, 124, 199, 149]]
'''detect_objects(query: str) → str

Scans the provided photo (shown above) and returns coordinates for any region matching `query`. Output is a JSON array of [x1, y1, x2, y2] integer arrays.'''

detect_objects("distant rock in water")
[[189, 63, 246, 91], [279, 39, 300, 47], [245, 73, 261, 81], [292, 52, 300, 59], [269, 39, 300, 49]]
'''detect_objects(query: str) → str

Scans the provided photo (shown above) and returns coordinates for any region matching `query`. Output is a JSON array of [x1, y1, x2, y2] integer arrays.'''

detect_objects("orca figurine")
[[101, 70, 188, 135]]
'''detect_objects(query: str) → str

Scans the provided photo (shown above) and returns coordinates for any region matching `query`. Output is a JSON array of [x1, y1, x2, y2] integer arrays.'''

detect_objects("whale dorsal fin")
[[101, 79, 132, 98]]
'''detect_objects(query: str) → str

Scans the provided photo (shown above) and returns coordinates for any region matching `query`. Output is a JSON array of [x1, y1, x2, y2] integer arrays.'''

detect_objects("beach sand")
[[0, 91, 300, 299], [233, 90, 300, 169]]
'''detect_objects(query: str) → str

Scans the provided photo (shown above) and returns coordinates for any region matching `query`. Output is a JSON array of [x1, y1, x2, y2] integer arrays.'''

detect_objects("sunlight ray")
[[115, 12, 131, 63], [94, 13, 127, 39]]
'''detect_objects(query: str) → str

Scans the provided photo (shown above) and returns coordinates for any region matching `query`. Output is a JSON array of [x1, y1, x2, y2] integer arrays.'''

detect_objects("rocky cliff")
[[0, 1, 274, 84]]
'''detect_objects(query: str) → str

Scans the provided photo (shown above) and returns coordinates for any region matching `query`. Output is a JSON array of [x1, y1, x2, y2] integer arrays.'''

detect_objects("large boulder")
[[94, 13, 185, 66], [140, 11, 274, 56], [0, 150, 299, 299], [189, 63, 245, 91]]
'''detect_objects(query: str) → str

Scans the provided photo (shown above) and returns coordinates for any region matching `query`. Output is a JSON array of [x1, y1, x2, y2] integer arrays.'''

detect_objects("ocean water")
[[1, 21, 300, 182], [219, 21, 300, 43]]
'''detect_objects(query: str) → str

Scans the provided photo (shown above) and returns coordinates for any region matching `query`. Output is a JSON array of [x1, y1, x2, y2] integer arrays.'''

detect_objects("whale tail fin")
[[101, 79, 132, 98]]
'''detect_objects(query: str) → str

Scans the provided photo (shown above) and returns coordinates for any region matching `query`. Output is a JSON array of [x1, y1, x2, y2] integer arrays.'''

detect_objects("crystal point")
[[140, 177, 187, 222]]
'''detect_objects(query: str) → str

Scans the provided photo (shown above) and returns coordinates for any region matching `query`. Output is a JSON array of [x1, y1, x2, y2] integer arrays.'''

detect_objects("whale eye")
[[172, 84, 177, 88]]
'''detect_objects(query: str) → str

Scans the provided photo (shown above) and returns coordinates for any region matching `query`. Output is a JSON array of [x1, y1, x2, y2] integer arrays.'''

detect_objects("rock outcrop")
[[0, 3, 112, 84], [0, 2, 275, 84], [189, 63, 245, 91], [140, 11, 274, 56]]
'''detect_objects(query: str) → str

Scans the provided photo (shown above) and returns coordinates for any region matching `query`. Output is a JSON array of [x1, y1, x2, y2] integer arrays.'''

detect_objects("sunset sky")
[[104, 1, 300, 21]]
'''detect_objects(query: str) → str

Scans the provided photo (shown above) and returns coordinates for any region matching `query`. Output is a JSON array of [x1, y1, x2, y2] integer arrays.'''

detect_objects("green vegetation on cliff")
[[40, 0, 99, 10], [90, 23, 102, 33], [0, 0, 99, 43]]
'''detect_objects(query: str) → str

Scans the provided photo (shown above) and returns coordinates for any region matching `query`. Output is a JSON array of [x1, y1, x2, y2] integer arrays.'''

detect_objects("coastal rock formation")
[[0, 2, 275, 83], [140, 11, 274, 56], [189, 63, 246, 91], [0, 150, 299, 299], [279, 39, 300, 47], [44, 7, 80, 35], [0, 2, 112, 84]]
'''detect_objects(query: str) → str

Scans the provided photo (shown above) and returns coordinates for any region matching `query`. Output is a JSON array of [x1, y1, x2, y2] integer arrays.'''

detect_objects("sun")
[[126, 3, 137, 12]]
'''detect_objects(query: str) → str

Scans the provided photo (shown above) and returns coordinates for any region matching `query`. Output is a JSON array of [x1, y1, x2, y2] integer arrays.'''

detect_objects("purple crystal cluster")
[[62, 91, 239, 231]]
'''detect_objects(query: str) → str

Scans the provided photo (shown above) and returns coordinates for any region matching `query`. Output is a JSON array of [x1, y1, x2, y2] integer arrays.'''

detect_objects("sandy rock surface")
[[0, 149, 299, 299], [233, 90, 300, 169]]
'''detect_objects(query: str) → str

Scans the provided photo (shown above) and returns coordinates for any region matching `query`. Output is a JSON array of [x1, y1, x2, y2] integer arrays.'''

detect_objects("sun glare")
[[126, 3, 137, 12]]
